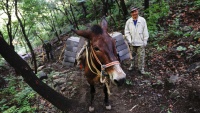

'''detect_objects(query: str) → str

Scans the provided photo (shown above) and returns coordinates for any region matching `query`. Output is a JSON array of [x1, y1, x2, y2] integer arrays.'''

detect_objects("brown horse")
[[72, 17, 126, 112]]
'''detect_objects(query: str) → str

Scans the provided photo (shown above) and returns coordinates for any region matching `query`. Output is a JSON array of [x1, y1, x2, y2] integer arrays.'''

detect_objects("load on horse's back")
[[72, 17, 126, 112]]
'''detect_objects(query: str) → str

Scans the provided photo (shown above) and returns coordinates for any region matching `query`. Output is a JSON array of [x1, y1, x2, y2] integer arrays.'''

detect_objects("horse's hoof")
[[89, 106, 94, 112], [106, 105, 111, 110]]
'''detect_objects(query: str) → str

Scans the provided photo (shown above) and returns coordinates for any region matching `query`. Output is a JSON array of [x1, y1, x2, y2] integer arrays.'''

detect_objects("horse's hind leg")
[[89, 84, 95, 112], [103, 85, 111, 110]]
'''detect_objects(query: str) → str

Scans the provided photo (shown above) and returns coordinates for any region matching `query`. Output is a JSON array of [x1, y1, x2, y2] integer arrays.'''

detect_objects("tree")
[[144, 0, 149, 10], [68, 0, 79, 30], [0, 32, 73, 112], [14, 0, 37, 74], [1, 0, 18, 49], [101, 0, 109, 16], [119, 0, 128, 17], [78, 1, 87, 18]]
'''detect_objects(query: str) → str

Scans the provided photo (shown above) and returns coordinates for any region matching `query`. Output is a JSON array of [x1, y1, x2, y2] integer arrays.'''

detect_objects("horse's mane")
[[91, 25, 103, 35]]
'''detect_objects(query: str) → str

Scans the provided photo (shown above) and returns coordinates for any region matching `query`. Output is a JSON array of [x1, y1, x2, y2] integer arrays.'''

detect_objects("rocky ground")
[[33, 32, 200, 113]]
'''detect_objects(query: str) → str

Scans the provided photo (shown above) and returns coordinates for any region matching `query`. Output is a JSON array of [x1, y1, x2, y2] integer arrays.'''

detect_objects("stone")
[[37, 65, 45, 71], [169, 75, 179, 84], [188, 62, 200, 72]]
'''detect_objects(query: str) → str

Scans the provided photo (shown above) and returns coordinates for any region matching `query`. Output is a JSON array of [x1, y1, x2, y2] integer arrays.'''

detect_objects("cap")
[[130, 7, 138, 12]]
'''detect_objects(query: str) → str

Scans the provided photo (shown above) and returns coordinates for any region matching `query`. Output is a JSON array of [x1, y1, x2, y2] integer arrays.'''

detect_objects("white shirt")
[[124, 16, 149, 46]]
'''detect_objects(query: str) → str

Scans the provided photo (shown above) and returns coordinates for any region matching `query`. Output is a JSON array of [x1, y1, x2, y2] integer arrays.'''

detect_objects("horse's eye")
[[93, 47, 100, 51]]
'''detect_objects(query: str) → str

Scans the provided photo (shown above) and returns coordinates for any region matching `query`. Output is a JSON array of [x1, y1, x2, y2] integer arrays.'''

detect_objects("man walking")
[[124, 7, 149, 74], [42, 41, 54, 62]]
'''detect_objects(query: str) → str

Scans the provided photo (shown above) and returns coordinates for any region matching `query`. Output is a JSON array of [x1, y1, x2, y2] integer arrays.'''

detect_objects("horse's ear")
[[100, 16, 108, 31], [71, 29, 91, 40]]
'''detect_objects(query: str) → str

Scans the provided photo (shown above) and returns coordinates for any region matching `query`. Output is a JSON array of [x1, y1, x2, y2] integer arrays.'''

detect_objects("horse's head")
[[72, 17, 126, 86]]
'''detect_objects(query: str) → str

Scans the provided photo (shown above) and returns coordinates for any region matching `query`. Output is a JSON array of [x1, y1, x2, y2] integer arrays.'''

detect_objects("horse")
[[72, 17, 126, 112]]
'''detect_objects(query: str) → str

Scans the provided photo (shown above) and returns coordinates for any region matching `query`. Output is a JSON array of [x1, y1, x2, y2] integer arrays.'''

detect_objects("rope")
[[85, 45, 120, 95], [85, 46, 100, 75]]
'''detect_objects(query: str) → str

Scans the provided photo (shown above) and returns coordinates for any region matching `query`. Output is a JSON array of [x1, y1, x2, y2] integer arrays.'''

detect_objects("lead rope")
[[85, 46, 111, 95], [85, 46, 119, 95], [90, 46, 120, 95]]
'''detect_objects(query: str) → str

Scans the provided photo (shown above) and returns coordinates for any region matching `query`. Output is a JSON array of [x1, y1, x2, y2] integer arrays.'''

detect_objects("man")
[[124, 7, 149, 74], [42, 41, 54, 62]]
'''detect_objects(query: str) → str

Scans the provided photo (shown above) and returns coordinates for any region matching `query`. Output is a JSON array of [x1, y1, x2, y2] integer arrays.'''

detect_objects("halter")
[[85, 45, 120, 95], [91, 46, 119, 70]]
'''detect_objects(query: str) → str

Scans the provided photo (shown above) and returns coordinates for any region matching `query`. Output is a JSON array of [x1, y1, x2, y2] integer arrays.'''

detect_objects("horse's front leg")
[[103, 84, 111, 110], [89, 84, 95, 112]]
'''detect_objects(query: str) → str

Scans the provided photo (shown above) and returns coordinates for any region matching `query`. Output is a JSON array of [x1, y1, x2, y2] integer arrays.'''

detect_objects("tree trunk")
[[114, 0, 127, 20], [0, 34, 73, 111], [68, 0, 79, 30], [5, 0, 14, 49], [14, 0, 37, 74], [119, 0, 128, 17], [144, 0, 149, 10], [101, 0, 109, 16], [50, 10, 60, 41], [80, 2, 87, 18], [89, 0, 98, 23]]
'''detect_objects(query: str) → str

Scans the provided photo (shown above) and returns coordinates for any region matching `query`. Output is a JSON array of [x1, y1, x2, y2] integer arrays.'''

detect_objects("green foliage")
[[194, 0, 200, 9], [176, 46, 187, 51], [126, 79, 133, 85], [155, 44, 167, 51], [0, 58, 6, 67], [192, 31, 200, 40], [194, 44, 200, 55], [168, 18, 183, 37], [0, 76, 36, 113], [145, 0, 170, 38]]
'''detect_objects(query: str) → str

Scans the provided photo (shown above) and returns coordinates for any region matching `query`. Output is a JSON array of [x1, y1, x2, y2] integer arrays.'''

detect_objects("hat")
[[130, 7, 138, 12]]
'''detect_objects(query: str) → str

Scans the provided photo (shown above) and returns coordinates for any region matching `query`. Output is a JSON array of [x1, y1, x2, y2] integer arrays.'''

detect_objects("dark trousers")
[[46, 51, 54, 61]]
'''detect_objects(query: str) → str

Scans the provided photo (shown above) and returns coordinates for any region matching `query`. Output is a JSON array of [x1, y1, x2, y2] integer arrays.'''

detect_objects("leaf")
[[176, 46, 187, 51]]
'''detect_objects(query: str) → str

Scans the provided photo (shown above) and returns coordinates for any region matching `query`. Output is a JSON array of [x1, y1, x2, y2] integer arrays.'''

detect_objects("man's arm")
[[124, 20, 132, 44], [143, 19, 149, 46]]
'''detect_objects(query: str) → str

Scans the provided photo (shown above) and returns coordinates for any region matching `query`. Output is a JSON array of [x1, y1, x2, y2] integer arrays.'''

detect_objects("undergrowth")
[[0, 75, 36, 113]]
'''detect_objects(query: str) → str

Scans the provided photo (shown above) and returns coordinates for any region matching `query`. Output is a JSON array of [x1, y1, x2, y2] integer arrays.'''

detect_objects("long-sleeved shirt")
[[124, 16, 149, 46]]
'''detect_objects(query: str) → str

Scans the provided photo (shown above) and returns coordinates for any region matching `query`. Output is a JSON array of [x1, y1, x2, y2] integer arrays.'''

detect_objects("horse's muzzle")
[[114, 78, 125, 86]]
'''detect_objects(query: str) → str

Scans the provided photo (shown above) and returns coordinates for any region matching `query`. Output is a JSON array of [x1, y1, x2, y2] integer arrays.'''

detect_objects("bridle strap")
[[86, 46, 100, 75], [101, 61, 120, 70], [90, 45, 119, 70], [85, 45, 120, 95]]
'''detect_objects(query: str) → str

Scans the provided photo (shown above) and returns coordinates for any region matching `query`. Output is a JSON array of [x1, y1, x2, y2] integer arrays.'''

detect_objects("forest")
[[0, 0, 200, 113]]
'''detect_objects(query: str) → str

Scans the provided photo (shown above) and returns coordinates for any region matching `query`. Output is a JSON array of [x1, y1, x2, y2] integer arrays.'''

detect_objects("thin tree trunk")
[[0, 34, 73, 111], [101, 0, 109, 16], [114, 0, 127, 20], [5, 0, 14, 49], [119, 0, 128, 17], [144, 0, 149, 10], [50, 10, 60, 41], [59, 0, 73, 25], [69, 2, 79, 30], [89, 0, 98, 23], [80, 2, 87, 18], [14, 0, 37, 74]]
